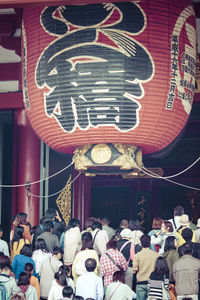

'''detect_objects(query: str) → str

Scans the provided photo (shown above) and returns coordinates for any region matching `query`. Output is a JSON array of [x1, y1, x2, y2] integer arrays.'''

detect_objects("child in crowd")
[[48, 268, 74, 300], [59, 286, 74, 300], [51, 265, 74, 291], [0, 255, 15, 278], [31, 238, 52, 277], [24, 263, 40, 299], [0, 263, 21, 298], [18, 272, 38, 300]]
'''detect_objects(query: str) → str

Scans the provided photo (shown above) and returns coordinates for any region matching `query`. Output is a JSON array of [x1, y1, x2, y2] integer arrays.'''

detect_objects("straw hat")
[[197, 218, 200, 228], [179, 214, 190, 226], [120, 228, 132, 238]]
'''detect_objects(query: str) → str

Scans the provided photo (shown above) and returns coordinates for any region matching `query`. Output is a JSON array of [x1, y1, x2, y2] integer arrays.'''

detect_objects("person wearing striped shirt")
[[147, 257, 170, 300]]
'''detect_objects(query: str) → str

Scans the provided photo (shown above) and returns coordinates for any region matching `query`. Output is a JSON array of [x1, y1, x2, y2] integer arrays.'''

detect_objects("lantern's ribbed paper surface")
[[22, 1, 196, 154]]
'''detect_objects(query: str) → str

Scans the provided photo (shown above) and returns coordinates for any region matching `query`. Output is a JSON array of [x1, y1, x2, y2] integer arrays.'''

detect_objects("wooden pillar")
[[73, 169, 91, 230], [12, 109, 40, 226]]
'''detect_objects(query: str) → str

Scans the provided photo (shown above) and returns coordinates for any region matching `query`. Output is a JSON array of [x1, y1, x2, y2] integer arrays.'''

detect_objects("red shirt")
[[100, 249, 128, 286]]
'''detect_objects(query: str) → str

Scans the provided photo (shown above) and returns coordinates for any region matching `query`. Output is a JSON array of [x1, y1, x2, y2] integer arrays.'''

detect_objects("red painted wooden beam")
[[0, 92, 24, 109], [0, 37, 21, 57]]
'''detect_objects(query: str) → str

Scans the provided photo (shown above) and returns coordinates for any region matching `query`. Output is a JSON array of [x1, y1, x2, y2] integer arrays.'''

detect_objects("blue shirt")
[[11, 254, 36, 279]]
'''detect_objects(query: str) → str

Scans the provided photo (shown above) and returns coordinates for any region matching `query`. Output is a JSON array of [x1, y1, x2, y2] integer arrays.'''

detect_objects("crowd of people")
[[0, 206, 200, 299]]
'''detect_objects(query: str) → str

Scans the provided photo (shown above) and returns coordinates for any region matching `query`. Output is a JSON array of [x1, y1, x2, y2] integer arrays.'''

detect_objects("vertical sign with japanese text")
[[135, 192, 149, 232]]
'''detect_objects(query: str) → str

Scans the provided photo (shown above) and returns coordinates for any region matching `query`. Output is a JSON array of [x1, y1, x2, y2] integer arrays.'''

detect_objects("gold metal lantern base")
[[73, 143, 143, 176]]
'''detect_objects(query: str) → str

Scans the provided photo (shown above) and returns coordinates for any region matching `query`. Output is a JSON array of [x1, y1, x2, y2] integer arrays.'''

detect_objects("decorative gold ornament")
[[56, 175, 72, 225], [91, 144, 112, 164], [73, 144, 92, 171], [73, 143, 143, 175]]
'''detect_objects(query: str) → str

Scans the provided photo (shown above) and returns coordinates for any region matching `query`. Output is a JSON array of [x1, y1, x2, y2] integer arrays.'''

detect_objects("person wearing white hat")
[[118, 229, 135, 289], [175, 214, 196, 247]]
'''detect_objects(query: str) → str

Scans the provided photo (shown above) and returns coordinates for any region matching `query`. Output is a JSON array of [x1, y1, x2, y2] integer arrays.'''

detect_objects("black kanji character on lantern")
[[36, 3, 154, 133]]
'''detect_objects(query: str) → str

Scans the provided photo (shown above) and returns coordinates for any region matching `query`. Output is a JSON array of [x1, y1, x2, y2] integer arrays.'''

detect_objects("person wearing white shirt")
[[92, 221, 108, 258], [0, 225, 10, 257], [76, 258, 104, 300], [105, 270, 136, 300], [168, 205, 184, 232], [195, 218, 200, 242]]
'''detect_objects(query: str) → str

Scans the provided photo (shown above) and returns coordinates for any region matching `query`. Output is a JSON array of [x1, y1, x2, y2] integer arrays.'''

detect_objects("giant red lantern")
[[22, 1, 196, 174]]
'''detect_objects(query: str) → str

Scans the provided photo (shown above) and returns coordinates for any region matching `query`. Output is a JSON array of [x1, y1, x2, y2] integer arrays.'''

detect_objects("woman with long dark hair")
[[10, 226, 30, 263], [10, 215, 20, 241], [51, 265, 74, 290], [48, 266, 74, 300], [18, 213, 32, 243], [72, 232, 99, 286], [12, 244, 36, 279], [105, 270, 136, 300], [10, 214, 32, 243], [32, 238, 52, 276], [147, 257, 170, 299], [163, 236, 179, 283], [24, 263, 40, 299]]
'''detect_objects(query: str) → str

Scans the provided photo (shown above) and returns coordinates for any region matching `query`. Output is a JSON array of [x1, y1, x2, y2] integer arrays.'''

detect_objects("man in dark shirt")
[[36, 220, 60, 252], [32, 208, 66, 249], [178, 228, 200, 259]]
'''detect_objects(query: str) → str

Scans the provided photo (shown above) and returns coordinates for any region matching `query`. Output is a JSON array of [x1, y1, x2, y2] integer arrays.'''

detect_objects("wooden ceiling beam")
[[0, 0, 128, 8], [0, 37, 21, 55], [0, 21, 13, 36]]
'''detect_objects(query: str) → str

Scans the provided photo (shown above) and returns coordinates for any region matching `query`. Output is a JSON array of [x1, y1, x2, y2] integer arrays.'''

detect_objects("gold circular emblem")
[[91, 144, 112, 164]]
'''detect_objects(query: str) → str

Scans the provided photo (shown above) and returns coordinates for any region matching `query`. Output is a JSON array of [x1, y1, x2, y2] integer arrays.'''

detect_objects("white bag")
[[75, 260, 86, 276], [162, 282, 171, 300]]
